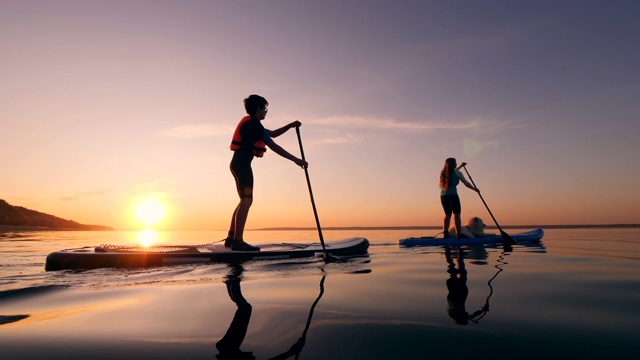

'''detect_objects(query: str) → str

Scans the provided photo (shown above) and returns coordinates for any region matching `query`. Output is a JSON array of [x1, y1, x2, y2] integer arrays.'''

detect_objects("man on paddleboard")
[[226, 94, 307, 251]]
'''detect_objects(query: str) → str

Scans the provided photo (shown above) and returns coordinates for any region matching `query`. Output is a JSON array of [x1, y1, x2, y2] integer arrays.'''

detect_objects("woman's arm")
[[267, 120, 301, 138], [455, 169, 478, 192]]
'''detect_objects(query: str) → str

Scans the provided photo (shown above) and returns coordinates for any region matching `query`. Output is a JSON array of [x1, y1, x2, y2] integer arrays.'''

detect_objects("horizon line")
[[252, 224, 640, 231], [2, 224, 639, 232]]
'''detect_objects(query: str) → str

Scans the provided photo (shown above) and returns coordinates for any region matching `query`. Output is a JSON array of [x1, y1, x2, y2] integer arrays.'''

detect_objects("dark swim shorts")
[[440, 195, 461, 215], [230, 153, 254, 198]]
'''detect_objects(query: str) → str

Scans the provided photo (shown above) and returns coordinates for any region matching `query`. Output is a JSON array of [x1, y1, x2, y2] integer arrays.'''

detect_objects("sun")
[[133, 198, 166, 228]]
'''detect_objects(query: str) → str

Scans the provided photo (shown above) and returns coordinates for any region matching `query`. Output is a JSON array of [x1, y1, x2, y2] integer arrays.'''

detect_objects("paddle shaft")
[[295, 127, 328, 255], [460, 165, 517, 245]]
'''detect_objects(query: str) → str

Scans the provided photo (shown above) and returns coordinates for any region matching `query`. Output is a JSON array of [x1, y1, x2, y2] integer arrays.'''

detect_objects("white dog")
[[449, 217, 495, 238]]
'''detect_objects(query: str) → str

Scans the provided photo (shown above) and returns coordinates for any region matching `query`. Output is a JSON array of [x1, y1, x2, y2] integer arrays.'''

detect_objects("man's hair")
[[244, 94, 268, 116]]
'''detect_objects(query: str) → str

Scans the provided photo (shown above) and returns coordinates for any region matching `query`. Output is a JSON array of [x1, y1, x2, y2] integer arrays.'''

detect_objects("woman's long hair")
[[439, 158, 457, 191]]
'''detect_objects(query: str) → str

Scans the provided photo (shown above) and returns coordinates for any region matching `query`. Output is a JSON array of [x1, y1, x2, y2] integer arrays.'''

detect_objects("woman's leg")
[[443, 214, 452, 237], [454, 213, 462, 238], [441, 195, 454, 237]]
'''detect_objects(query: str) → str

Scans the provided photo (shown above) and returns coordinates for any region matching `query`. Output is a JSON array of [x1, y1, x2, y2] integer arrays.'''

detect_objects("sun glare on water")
[[137, 229, 160, 247]]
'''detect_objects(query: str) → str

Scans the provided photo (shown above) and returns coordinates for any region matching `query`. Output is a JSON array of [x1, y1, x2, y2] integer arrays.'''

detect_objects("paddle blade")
[[315, 251, 344, 263], [500, 230, 518, 246]]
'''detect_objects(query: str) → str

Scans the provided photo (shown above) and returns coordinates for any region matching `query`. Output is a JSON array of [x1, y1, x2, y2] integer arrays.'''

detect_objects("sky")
[[1, 0, 639, 231]]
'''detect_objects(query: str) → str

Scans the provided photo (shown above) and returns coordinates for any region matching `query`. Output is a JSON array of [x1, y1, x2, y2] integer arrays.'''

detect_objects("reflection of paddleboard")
[[45, 237, 369, 271], [399, 229, 544, 247]]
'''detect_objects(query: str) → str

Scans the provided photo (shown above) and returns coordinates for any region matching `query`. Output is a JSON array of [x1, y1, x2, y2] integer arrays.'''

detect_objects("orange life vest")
[[230, 116, 267, 157]]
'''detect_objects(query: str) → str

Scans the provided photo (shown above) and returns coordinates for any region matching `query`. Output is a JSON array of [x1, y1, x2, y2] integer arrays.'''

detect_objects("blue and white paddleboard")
[[399, 228, 544, 247]]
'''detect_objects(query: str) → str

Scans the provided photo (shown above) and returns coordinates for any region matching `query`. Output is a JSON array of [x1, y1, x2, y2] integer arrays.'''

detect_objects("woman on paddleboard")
[[226, 95, 307, 251], [439, 158, 478, 238]]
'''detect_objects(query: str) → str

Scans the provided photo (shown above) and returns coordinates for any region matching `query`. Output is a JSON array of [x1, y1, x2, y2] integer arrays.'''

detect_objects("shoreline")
[[0, 225, 114, 232]]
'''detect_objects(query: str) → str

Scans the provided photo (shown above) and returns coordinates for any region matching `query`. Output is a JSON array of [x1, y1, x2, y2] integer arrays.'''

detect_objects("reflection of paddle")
[[296, 127, 337, 261], [469, 251, 508, 323], [294, 275, 326, 360], [459, 164, 517, 247]]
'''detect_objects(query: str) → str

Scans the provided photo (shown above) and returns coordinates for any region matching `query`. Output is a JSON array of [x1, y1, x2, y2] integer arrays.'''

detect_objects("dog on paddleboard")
[[449, 217, 495, 238]]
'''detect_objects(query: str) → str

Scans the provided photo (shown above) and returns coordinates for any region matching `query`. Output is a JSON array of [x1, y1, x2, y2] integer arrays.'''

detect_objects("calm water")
[[1, 228, 639, 359]]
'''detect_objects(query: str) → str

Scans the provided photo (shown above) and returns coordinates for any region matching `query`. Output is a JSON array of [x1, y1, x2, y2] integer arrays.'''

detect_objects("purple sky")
[[1, 0, 638, 230]]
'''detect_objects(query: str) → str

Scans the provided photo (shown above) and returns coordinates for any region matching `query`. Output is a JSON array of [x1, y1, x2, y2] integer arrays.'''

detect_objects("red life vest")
[[230, 116, 267, 157]]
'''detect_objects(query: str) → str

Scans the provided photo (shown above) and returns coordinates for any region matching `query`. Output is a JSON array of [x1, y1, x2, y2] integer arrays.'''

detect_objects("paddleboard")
[[45, 237, 369, 271], [399, 228, 543, 247]]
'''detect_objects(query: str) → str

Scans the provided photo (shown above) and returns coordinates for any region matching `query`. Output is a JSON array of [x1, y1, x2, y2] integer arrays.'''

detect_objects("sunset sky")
[[2, 0, 639, 231]]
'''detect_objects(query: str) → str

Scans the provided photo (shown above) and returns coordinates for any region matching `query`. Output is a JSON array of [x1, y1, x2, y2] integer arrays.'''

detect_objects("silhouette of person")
[[439, 158, 479, 238], [226, 94, 308, 251], [215, 263, 314, 360]]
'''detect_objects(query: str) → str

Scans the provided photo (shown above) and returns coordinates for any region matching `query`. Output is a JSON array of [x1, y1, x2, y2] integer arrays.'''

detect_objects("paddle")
[[295, 127, 335, 261], [458, 164, 517, 247]]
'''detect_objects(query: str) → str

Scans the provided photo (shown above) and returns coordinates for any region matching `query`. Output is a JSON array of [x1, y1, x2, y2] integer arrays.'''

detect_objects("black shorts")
[[230, 152, 254, 198], [440, 195, 461, 216]]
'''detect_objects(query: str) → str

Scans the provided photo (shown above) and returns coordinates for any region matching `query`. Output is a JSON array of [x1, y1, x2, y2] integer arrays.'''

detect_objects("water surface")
[[1, 228, 639, 359]]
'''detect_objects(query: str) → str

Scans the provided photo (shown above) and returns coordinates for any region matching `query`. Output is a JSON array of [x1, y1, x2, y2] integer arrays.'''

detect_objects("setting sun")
[[133, 198, 167, 228]]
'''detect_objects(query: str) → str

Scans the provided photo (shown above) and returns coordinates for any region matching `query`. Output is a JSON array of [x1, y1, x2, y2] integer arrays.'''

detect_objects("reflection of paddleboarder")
[[444, 247, 506, 325], [215, 264, 320, 360], [445, 247, 472, 325], [216, 264, 255, 359]]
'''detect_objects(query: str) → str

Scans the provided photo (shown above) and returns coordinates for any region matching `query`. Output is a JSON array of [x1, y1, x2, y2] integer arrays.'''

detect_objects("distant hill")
[[0, 199, 113, 230]]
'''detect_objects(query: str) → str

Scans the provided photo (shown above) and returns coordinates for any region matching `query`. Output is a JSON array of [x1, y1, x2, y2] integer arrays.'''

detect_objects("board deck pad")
[[45, 237, 369, 271]]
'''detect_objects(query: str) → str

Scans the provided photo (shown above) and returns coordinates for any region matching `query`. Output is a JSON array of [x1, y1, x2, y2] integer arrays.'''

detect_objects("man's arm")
[[267, 121, 301, 138], [266, 140, 308, 168]]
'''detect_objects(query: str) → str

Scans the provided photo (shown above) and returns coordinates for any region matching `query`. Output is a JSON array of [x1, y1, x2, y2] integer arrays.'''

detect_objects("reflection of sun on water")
[[129, 196, 170, 246], [137, 229, 159, 247]]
